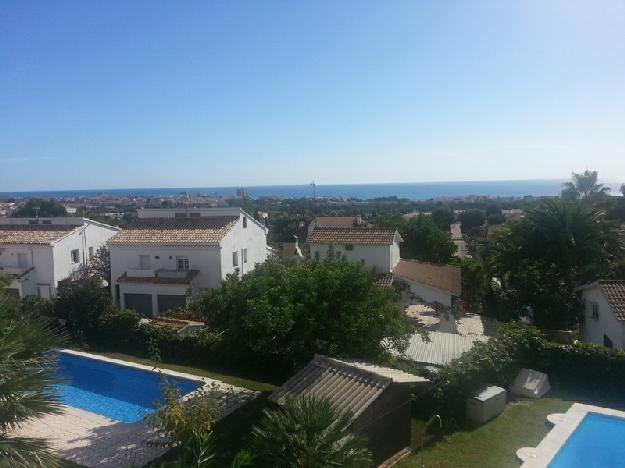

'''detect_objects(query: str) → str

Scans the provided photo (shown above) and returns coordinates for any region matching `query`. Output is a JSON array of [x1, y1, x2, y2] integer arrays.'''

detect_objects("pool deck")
[[11, 349, 259, 467], [517, 403, 625, 467]]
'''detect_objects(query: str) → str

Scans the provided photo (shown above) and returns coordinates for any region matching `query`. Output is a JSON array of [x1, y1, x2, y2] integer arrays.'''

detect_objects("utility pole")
[[310, 180, 316, 199]]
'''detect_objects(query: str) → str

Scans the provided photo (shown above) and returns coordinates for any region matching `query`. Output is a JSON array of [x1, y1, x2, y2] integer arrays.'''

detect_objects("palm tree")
[[250, 397, 372, 468], [490, 199, 623, 328], [561, 170, 610, 200], [0, 298, 63, 467]]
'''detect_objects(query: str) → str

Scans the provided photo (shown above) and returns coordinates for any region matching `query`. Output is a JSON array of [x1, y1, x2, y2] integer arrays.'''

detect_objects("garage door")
[[124, 293, 153, 317], [158, 295, 187, 315]]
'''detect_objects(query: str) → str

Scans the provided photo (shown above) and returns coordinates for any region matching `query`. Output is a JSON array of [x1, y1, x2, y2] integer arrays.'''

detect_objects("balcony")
[[126, 269, 156, 278], [117, 269, 199, 285], [0, 266, 34, 279]]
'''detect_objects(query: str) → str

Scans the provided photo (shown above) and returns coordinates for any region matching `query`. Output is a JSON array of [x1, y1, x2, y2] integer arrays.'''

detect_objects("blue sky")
[[1, 0, 624, 191]]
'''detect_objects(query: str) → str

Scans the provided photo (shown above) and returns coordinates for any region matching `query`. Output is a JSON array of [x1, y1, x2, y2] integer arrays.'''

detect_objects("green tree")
[[459, 209, 486, 233], [0, 298, 63, 467], [0, 273, 11, 294], [401, 216, 456, 263], [12, 199, 67, 218], [191, 256, 411, 371], [431, 207, 455, 231], [561, 170, 610, 201], [53, 277, 114, 343], [250, 397, 372, 468], [490, 199, 623, 328]]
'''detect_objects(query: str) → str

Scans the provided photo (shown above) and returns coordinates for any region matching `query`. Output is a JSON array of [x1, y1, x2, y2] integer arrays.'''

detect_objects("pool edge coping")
[[57, 348, 260, 400], [518, 403, 625, 468]]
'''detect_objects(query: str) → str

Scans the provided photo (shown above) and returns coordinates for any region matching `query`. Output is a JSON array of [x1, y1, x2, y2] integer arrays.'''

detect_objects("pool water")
[[549, 413, 625, 467], [55, 353, 201, 423]]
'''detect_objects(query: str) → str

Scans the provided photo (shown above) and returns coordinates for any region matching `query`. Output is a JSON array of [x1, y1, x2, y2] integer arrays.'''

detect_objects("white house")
[[108, 207, 268, 317], [578, 280, 625, 349], [0, 217, 120, 298], [392, 259, 461, 307], [308, 227, 402, 273]]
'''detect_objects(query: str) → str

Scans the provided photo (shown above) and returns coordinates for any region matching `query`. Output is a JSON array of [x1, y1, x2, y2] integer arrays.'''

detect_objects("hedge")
[[412, 321, 625, 425]]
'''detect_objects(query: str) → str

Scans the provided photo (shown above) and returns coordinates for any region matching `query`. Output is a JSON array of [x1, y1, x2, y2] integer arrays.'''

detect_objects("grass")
[[398, 397, 575, 468], [81, 350, 278, 393]]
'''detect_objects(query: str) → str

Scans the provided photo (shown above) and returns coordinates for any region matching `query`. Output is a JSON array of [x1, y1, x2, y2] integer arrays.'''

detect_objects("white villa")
[[578, 280, 625, 349], [308, 227, 402, 273], [108, 207, 269, 317], [0, 217, 119, 298]]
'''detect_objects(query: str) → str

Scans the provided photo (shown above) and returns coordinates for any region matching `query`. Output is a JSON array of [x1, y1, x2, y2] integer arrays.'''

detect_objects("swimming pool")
[[55, 352, 201, 423], [548, 412, 625, 468]]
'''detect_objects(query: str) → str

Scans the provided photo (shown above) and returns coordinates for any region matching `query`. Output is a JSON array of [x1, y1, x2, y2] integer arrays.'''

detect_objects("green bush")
[[414, 321, 625, 425]]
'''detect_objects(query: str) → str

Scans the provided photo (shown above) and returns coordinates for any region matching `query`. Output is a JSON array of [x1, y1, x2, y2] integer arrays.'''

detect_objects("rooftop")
[[0, 224, 81, 245], [402, 331, 488, 367], [393, 259, 461, 296], [311, 216, 364, 227], [596, 280, 625, 321], [108, 217, 238, 246], [308, 227, 400, 245], [269, 354, 426, 421]]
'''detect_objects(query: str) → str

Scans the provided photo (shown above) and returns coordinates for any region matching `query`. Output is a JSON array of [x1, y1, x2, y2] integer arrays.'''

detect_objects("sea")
[[1, 179, 619, 202]]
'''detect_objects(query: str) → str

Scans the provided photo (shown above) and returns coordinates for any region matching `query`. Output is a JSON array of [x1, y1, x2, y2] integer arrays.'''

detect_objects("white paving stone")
[[11, 350, 259, 467]]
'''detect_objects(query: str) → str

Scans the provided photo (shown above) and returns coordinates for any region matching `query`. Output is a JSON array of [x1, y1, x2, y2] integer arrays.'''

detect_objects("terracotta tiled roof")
[[0, 224, 80, 245], [108, 217, 237, 245], [599, 280, 625, 321], [308, 227, 399, 245], [269, 355, 426, 421], [393, 259, 461, 296]]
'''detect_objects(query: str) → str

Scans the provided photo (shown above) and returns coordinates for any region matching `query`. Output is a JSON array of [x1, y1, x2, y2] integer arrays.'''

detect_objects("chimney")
[[355, 215, 362, 226]]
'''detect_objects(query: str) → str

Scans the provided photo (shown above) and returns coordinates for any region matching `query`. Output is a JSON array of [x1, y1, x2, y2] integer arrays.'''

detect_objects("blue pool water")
[[549, 413, 625, 467], [55, 353, 201, 423]]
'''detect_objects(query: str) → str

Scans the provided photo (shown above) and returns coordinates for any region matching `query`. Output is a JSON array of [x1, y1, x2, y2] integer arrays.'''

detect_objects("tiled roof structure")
[[308, 227, 398, 245], [599, 280, 625, 321], [108, 217, 237, 245], [269, 355, 426, 421], [0, 224, 80, 245]]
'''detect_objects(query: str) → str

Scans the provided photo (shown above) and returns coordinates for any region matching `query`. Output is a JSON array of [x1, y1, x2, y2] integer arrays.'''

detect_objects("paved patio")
[[11, 350, 259, 467]]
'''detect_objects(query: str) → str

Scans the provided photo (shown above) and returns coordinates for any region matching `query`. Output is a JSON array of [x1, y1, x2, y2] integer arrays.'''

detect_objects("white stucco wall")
[[398, 277, 453, 307], [110, 244, 223, 291], [581, 285, 625, 349], [219, 213, 269, 278], [309, 243, 396, 273], [0, 244, 53, 296]]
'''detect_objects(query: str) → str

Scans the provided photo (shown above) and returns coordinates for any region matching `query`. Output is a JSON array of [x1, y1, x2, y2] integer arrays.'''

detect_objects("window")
[[232, 251, 238, 267], [242, 248, 248, 263], [42, 220, 52, 225], [28, 220, 39, 225], [88, 247, 94, 259], [176, 256, 189, 271], [243, 216, 248, 228], [190, 212, 201, 218], [591, 302, 600, 320], [70, 249, 80, 263], [604, 334, 614, 348], [175, 212, 187, 218], [139, 254, 151, 269], [344, 244, 354, 251]]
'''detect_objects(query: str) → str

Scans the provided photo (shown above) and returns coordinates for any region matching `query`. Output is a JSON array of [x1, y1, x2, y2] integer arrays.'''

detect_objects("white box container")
[[466, 385, 507, 423]]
